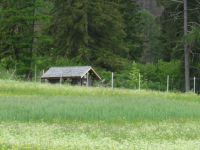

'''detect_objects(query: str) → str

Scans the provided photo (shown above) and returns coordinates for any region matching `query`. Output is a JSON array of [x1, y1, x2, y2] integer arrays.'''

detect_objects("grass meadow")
[[0, 79, 200, 149]]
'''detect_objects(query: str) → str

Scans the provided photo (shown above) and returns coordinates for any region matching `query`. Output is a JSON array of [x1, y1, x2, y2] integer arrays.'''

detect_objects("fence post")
[[87, 73, 89, 87], [194, 76, 196, 94], [112, 72, 113, 89], [60, 71, 62, 85], [167, 75, 169, 93], [15, 64, 17, 79], [35, 65, 37, 83], [139, 73, 140, 91]]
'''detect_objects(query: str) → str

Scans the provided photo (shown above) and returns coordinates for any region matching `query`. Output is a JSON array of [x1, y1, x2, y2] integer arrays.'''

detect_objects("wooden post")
[[60, 71, 62, 85], [139, 73, 140, 91], [87, 73, 89, 87], [112, 72, 113, 89], [15, 64, 17, 79], [194, 76, 195, 94], [167, 75, 169, 93], [35, 65, 36, 83]]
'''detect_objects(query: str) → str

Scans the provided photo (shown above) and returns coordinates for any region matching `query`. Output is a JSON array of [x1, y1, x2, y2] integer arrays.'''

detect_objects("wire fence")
[[105, 72, 200, 94], [1, 67, 200, 94]]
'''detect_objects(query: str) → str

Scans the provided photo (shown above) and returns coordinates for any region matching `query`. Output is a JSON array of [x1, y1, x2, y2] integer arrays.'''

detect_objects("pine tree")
[[0, 0, 52, 80], [0, 7, 2, 19], [43, 0, 130, 72], [127, 61, 141, 89], [117, 0, 144, 61], [155, 0, 200, 92]]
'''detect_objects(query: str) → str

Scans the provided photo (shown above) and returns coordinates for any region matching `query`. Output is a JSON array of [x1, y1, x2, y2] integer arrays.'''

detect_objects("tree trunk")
[[84, 1, 91, 63], [25, 0, 36, 81], [184, 0, 190, 92], [85, 2, 88, 45], [15, 63, 17, 80], [14, 20, 18, 80]]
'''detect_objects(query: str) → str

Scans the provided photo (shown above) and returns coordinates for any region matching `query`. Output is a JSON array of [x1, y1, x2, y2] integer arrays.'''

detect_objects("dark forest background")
[[0, 0, 200, 93]]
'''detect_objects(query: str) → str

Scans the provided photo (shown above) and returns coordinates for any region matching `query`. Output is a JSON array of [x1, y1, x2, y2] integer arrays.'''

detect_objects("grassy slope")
[[0, 79, 199, 102], [1, 79, 200, 149], [0, 79, 200, 123]]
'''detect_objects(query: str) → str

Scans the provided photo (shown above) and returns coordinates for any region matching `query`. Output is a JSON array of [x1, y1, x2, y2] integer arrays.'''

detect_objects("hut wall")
[[71, 79, 78, 85], [81, 75, 94, 87], [48, 79, 60, 84], [71, 78, 81, 86], [47, 77, 96, 86]]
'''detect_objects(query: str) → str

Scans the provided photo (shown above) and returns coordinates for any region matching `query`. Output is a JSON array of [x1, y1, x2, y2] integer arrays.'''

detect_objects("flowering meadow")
[[0, 79, 200, 149], [1, 121, 200, 149]]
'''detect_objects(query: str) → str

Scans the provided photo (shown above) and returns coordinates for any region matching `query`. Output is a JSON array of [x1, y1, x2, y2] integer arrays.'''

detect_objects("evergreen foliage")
[[0, 0, 52, 80], [0, 7, 2, 19], [1, 0, 198, 92], [155, 1, 185, 62], [155, 0, 200, 91], [42, 0, 143, 72], [155, 0, 200, 63], [138, 9, 162, 63], [117, 0, 144, 61], [53, 57, 82, 67], [127, 61, 141, 89]]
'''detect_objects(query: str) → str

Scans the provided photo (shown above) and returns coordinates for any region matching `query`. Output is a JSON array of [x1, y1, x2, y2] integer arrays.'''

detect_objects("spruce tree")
[[155, 0, 200, 92], [0, 7, 2, 19], [117, 0, 144, 61], [127, 61, 141, 89], [43, 0, 129, 72], [0, 0, 52, 80]]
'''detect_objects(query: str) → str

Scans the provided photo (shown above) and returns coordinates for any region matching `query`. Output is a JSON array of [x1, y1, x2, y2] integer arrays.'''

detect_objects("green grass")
[[0, 79, 200, 123], [1, 79, 200, 149], [0, 79, 200, 102], [0, 95, 200, 124]]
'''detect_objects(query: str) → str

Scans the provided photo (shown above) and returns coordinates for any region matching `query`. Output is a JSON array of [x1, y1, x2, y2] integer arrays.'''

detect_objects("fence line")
[[2, 68, 200, 94]]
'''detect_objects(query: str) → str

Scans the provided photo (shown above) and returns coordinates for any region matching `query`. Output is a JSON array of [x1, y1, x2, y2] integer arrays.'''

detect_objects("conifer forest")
[[0, 0, 200, 93], [2, 1, 200, 149]]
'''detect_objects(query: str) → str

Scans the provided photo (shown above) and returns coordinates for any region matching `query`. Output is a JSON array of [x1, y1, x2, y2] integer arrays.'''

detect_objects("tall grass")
[[1, 79, 200, 149], [0, 95, 200, 123], [1, 79, 200, 123], [0, 79, 200, 102]]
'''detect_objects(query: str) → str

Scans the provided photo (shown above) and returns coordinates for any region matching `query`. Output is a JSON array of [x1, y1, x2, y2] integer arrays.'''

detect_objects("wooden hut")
[[41, 66, 101, 86]]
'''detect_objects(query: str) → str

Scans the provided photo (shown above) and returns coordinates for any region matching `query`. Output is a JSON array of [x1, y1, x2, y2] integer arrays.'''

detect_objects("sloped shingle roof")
[[41, 66, 101, 79]]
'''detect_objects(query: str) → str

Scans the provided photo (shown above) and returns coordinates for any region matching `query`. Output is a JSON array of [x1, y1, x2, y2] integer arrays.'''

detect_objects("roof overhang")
[[81, 67, 101, 80], [41, 76, 82, 80]]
